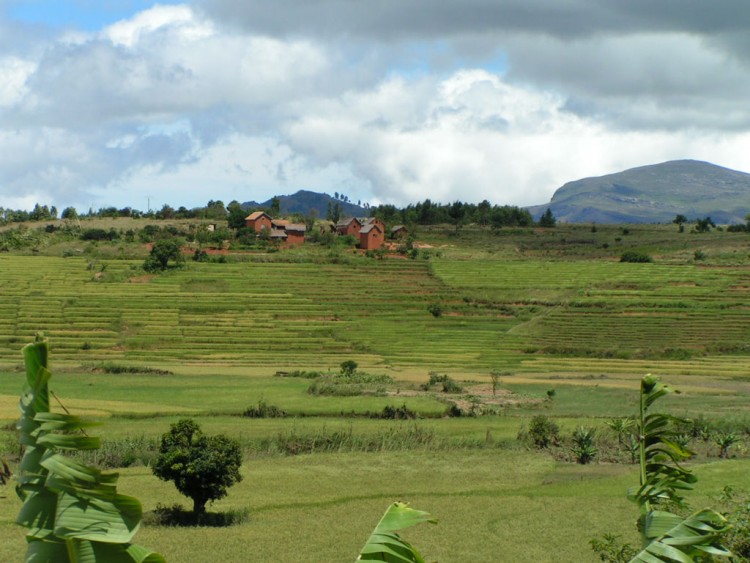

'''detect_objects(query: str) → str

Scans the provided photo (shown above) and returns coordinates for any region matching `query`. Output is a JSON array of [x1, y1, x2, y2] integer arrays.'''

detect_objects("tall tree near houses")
[[269, 196, 281, 218]]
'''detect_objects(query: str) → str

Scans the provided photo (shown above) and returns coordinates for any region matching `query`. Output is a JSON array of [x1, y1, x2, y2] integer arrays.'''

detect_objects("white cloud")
[[2, 2, 750, 212], [103, 5, 211, 48], [0, 56, 35, 107]]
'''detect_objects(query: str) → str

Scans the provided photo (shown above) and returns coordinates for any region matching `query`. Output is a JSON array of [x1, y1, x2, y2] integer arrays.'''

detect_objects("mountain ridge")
[[527, 160, 750, 223], [243, 190, 367, 218]]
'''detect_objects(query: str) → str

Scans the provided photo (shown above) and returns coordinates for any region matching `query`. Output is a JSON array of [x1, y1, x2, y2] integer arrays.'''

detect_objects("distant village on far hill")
[[244, 210, 407, 251]]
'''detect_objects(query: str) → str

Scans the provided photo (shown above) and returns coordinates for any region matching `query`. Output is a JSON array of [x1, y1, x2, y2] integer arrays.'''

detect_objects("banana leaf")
[[357, 502, 436, 562], [15, 336, 164, 562], [631, 509, 731, 562]]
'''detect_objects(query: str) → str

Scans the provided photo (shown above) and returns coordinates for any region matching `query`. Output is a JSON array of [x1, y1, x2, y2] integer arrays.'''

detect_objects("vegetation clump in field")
[[274, 369, 325, 379], [305, 362, 394, 397], [421, 372, 463, 393], [619, 250, 653, 263], [242, 399, 287, 418], [257, 425, 442, 456], [375, 404, 418, 420], [521, 415, 560, 449], [93, 362, 173, 375]]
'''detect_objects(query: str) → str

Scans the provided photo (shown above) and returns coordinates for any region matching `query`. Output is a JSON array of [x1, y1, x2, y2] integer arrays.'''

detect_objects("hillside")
[[243, 189, 366, 218], [528, 160, 750, 223]]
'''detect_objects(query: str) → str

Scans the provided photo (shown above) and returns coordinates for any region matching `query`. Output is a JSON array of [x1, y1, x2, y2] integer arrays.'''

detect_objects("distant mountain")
[[527, 160, 750, 224], [242, 190, 367, 218]]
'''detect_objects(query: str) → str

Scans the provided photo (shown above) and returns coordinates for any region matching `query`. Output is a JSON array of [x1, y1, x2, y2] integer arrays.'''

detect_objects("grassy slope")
[[1, 221, 750, 560], [3, 451, 748, 562]]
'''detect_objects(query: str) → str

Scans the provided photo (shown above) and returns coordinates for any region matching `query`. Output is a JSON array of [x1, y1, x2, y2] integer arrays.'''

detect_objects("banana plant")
[[627, 374, 730, 562], [15, 335, 164, 562], [357, 502, 436, 562]]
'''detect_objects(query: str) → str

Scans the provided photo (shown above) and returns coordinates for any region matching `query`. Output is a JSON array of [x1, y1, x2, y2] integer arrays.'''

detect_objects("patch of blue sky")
[[5, 0, 178, 31], [387, 41, 508, 80]]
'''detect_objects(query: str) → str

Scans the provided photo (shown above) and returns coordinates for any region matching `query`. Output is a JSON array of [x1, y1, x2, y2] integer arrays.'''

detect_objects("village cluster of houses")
[[244, 211, 407, 250]]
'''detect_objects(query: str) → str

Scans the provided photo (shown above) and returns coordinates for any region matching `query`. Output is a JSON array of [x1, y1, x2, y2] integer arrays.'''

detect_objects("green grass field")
[[2, 221, 750, 561]]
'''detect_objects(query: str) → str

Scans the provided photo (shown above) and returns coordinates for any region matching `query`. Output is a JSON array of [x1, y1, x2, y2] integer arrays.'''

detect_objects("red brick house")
[[284, 224, 306, 245], [245, 211, 272, 232], [359, 223, 384, 250], [361, 217, 386, 233], [335, 217, 362, 237]]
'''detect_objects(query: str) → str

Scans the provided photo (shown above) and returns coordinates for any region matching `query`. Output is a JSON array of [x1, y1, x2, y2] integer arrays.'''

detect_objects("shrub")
[[153, 419, 242, 515], [94, 362, 172, 375], [275, 370, 324, 379], [441, 378, 463, 393], [527, 415, 560, 449], [619, 251, 652, 263], [714, 431, 740, 458], [243, 399, 287, 418], [80, 227, 118, 241], [377, 404, 417, 420], [445, 404, 463, 417], [571, 426, 598, 464], [340, 359, 358, 376], [427, 303, 443, 317]]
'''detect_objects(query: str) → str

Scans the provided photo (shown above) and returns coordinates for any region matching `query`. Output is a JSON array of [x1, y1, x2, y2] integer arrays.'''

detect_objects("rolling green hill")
[[529, 160, 750, 223]]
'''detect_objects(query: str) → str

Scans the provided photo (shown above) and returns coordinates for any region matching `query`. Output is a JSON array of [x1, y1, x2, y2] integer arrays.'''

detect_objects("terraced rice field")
[[2, 253, 750, 378], [0, 255, 508, 370]]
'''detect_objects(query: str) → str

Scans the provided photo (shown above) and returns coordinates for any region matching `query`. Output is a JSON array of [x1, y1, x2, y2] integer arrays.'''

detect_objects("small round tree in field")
[[153, 419, 242, 515], [144, 237, 184, 271]]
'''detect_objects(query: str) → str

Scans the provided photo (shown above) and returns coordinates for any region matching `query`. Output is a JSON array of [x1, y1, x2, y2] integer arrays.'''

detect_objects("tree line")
[[370, 199, 547, 229], [1, 197, 556, 230]]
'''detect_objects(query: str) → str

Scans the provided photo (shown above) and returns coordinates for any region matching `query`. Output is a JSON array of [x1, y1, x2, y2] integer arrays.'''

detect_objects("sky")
[[2, 1, 750, 212]]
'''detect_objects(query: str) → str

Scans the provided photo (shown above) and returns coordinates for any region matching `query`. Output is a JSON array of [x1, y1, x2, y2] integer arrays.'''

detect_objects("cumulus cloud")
[[2, 1, 750, 211]]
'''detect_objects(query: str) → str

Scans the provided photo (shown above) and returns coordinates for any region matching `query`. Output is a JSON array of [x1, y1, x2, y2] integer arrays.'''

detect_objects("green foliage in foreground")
[[596, 375, 732, 562], [15, 336, 163, 562], [357, 502, 436, 562]]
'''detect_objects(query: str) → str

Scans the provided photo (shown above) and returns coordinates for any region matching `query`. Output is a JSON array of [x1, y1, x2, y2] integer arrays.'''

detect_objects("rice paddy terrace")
[[2, 234, 750, 381]]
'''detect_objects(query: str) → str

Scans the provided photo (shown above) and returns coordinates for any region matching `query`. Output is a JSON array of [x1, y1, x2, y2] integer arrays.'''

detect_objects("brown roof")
[[269, 229, 287, 239], [245, 211, 270, 221], [391, 225, 406, 232], [285, 223, 307, 233], [360, 223, 383, 234], [272, 219, 289, 227], [336, 217, 361, 228]]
